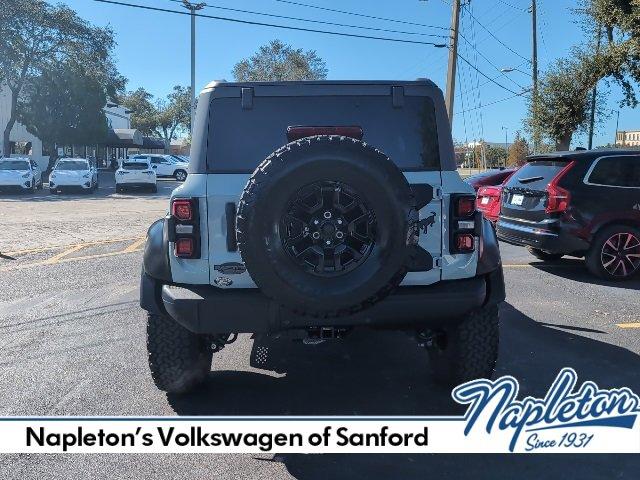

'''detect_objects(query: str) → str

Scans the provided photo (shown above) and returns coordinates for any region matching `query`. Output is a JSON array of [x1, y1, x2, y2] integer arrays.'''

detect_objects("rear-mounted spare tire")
[[236, 135, 418, 318]]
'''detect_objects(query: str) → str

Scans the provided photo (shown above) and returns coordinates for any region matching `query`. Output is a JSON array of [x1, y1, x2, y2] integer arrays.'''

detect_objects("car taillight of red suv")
[[545, 161, 576, 214]]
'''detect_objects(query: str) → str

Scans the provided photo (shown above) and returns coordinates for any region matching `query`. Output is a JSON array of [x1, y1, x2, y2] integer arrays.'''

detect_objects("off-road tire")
[[585, 224, 640, 280], [527, 247, 563, 262], [146, 313, 212, 394], [427, 305, 499, 386], [236, 135, 417, 318]]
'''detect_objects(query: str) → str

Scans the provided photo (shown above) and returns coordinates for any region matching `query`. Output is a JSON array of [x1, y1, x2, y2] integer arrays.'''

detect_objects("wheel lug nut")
[[326, 240, 331, 245], [313, 220, 319, 225], [323, 211, 332, 219], [337, 219, 342, 224]]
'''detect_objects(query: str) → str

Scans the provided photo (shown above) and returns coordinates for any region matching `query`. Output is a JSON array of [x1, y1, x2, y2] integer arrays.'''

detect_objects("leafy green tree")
[[17, 59, 110, 160], [507, 133, 530, 167], [117, 88, 157, 136], [525, 54, 608, 150], [119, 86, 192, 151], [580, 0, 640, 107], [0, 0, 124, 156], [485, 145, 507, 168], [233, 40, 328, 81]]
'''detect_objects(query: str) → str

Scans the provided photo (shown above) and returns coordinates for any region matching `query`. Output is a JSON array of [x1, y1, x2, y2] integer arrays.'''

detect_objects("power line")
[[456, 51, 524, 95], [495, 0, 527, 12], [457, 59, 530, 97], [458, 31, 527, 91], [464, 6, 530, 63], [93, 0, 448, 47], [455, 92, 525, 115], [166, 0, 448, 39], [272, 0, 449, 31]]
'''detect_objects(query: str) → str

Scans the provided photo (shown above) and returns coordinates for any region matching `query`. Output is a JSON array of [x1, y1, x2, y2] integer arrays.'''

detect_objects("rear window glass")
[[587, 156, 640, 188], [505, 159, 569, 190], [122, 162, 148, 170], [0, 160, 30, 170], [56, 160, 88, 171], [207, 95, 440, 172]]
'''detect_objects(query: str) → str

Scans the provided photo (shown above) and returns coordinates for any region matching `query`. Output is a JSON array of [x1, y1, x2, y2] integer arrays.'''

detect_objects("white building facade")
[[1, 86, 134, 170]]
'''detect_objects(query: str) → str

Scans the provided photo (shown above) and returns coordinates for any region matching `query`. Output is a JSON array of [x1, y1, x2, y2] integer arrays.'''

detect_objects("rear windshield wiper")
[[517, 176, 544, 184]]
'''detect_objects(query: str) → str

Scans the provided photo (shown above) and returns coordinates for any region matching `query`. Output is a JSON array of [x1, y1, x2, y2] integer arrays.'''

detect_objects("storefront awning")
[[104, 129, 143, 147], [142, 137, 166, 149]]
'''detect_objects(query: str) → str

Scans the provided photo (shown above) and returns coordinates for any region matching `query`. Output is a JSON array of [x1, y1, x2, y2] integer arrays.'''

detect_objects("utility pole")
[[531, 0, 538, 154], [444, 0, 462, 128], [182, 1, 206, 136], [502, 126, 508, 167], [588, 25, 602, 150], [613, 109, 620, 146]]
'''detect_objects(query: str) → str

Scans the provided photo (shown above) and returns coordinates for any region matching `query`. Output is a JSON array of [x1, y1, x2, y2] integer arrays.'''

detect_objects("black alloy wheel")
[[280, 180, 377, 276]]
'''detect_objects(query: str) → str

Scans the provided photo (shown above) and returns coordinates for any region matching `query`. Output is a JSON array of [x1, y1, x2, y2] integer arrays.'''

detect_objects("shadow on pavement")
[[530, 259, 640, 291], [167, 302, 640, 479]]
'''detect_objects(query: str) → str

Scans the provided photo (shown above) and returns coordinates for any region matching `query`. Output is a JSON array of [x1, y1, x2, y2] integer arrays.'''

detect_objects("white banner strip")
[[0, 417, 638, 453]]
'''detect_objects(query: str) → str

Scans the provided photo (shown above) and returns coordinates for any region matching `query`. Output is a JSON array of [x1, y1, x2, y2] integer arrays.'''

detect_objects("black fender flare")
[[476, 217, 506, 307], [140, 217, 172, 315], [477, 217, 501, 275]]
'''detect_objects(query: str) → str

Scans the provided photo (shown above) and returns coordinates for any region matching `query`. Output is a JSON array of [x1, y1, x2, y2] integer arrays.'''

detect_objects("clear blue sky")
[[58, 0, 637, 147]]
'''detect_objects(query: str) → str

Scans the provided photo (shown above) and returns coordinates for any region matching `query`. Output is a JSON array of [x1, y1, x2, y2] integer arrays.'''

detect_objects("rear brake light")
[[545, 161, 575, 214], [175, 238, 194, 257], [286, 126, 363, 142], [455, 233, 474, 252], [172, 199, 192, 221], [456, 196, 476, 217]]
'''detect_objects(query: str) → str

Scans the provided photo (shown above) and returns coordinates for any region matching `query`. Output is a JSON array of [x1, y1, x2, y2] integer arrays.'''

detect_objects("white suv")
[[49, 158, 98, 193], [0, 157, 42, 192], [129, 154, 188, 181], [116, 158, 157, 193], [139, 80, 506, 394]]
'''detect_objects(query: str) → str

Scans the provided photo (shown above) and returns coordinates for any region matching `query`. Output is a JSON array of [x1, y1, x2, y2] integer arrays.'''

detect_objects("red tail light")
[[456, 196, 476, 217], [545, 161, 575, 214], [455, 233, 474, 252], [175, 238, 194, 258], [172, 199, 193, 221], [286, 126, 363, 142]]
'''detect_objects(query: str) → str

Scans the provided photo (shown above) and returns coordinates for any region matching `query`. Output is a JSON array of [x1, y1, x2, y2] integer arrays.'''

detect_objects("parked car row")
[[0, 153, 189, 195], [467, 151, 640, 281]]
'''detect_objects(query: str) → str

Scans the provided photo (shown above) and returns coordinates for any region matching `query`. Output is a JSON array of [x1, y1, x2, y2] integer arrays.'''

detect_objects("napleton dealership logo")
[[452, 368, 640, 452]]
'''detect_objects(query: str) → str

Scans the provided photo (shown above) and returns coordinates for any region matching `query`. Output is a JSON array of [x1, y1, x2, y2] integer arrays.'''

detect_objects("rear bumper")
[[117, 181, 156, 188], [496, 217, 589, 254], [151, 269, 504, 334]]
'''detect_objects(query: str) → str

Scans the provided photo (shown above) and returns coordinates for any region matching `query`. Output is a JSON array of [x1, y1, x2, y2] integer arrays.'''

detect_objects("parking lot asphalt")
[[1, 180, 639, 478]]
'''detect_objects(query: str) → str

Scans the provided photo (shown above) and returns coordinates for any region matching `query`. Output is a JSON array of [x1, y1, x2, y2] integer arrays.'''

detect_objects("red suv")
[[497, 150, 640, 280]]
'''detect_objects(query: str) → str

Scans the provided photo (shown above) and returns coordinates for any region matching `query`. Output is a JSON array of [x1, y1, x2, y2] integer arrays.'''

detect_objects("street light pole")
[[182, 1, 206, 136], [613, 109, 620, 146]]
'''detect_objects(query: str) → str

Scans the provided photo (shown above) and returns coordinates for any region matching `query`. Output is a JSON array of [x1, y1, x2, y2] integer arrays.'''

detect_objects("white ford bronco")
[[140, 80, 505, 394]]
